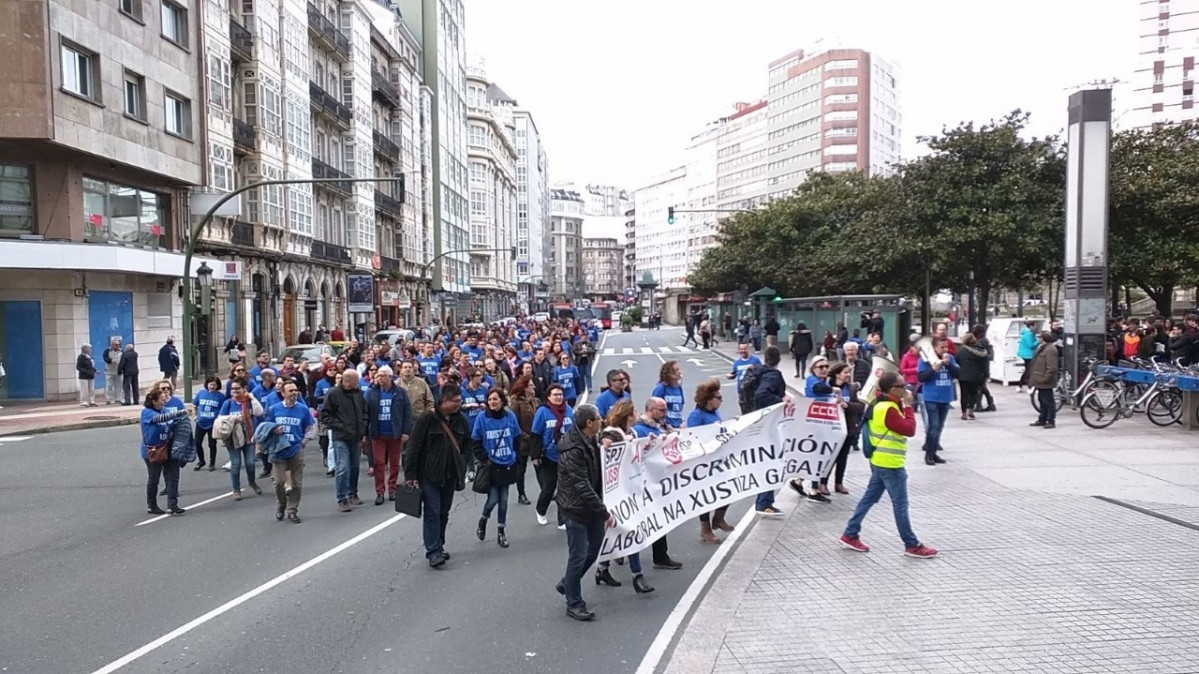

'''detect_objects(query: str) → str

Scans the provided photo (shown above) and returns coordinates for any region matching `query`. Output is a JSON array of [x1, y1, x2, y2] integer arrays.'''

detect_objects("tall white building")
[[1131, 0, 1199, 127], [549, 189, 584, 300], [465, 66, 518, 319], [514, 110, 550, 313]]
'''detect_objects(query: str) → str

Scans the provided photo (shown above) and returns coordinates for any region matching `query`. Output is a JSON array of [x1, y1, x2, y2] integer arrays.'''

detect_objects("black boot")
[[632, 574, 655, 594], [595, 568, 622, 587], [517, 493, 531, 505], [476, 517, 487, 541], [497, 527, 509, 548]]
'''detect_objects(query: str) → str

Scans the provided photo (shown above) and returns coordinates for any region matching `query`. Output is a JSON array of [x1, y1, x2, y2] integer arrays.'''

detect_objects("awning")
[[0, 239, 219, 277]]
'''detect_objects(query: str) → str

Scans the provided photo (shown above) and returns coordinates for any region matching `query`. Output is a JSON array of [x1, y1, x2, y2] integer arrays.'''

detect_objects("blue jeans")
[[420, 481, 456, 558], [599, 552, 642, 574], [923, 401, 950, 454], [755, 490, 776, 511], [482, 483, 510, 526], [227, 442, 255, 492], [561, 517, 605, 609], [578, 366, 593, 392], [843, 464, 919, 548], [332, 438, 361, 503]]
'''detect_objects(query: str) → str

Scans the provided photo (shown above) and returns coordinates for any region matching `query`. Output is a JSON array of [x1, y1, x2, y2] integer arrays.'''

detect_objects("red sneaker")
[[839, 534, 869, 552], [904, 544, 938, 559]]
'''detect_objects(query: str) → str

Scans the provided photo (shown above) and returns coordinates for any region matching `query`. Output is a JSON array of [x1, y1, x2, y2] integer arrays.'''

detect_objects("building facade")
[[0, 0, 222, 401], [1131, 0, 1199, 127], [514, 109, 549, 314], [548, 189, 584, 300], [465, 67, 518, 319], [582, 237, 622, 300], [623, 204, 636, 295]]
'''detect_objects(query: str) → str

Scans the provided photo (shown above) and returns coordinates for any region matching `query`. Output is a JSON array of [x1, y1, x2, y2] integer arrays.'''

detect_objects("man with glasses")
[[594, 369, 631, 419], [404, 385, 471, 568], [839, 372, 937, 558]]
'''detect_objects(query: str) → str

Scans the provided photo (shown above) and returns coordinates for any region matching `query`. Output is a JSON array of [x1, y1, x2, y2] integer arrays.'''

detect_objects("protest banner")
[[598, 399, 847, 562]]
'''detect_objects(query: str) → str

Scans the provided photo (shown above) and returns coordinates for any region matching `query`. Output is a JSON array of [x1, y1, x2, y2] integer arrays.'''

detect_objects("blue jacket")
[[158, 344, 179, 373], [917, 356, 960, 403], [652, 382, 685, 428], [1017, 328, 1039, 360], [753, 367, 787, 409], [367, 384, 413, 439], [252, 420, 289, 463], [804, 375, 834, 399]]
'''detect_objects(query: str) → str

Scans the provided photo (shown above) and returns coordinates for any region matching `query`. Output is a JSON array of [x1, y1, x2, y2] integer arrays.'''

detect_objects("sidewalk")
[[664, 345, 1199, 673], [0, 400, 143, 437]]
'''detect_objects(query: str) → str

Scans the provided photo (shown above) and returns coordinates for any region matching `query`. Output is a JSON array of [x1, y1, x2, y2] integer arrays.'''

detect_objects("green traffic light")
[[667, 216, 675, 225]]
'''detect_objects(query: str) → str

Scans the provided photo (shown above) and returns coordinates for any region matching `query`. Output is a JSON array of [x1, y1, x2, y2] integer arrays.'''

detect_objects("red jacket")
[[899, 351, 920, 385], [881, 397, 917, 437]]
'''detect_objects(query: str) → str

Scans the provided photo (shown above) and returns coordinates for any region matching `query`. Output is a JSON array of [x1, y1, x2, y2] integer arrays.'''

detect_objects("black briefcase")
[[393, 484, 422, 518]]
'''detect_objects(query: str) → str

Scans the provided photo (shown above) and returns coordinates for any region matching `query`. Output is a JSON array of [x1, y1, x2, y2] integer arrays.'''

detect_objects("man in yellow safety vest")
[[838, 372, 938, 559]]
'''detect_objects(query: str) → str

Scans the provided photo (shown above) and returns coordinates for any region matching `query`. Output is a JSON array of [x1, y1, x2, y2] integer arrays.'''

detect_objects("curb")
[[0, 415, 140, 437]]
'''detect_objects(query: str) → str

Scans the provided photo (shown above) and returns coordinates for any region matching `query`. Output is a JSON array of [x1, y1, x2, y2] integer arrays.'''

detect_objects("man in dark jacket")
[[367, 365, 413, 505], [76, 343, 97, 407], [117, 344, 140, 405], [843, 342, 871, 387], [764, 315, 780, 347], [553, 404, 610, 621], [788, 322, 814, 378], [321, 369, 369, 512], [752, 346, 787, 515], [404, 384, 470, 568], [1028, 331, 1060, 429], [158, 337, 179, 390], [531, 349, 554, 401]]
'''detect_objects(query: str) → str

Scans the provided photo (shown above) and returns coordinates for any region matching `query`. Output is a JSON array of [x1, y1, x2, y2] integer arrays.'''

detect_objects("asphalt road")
[[0, 327, 753, 674]]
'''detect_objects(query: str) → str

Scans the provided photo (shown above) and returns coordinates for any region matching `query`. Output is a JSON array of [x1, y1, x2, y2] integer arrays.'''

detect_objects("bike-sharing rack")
[[1093, 364, 1199, 431]]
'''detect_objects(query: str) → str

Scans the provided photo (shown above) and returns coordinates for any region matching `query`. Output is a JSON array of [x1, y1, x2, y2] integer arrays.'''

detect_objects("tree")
[[899, 111, 1065, 324], [1108, 122, 1199, 316]]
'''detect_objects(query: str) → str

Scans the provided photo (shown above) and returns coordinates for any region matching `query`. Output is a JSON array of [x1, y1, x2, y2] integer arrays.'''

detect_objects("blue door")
[[0, 301, 44, 399], [88, 291, 134, 393]]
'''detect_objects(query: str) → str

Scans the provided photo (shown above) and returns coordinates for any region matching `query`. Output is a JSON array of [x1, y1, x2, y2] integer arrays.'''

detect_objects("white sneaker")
[[1017, 386, 1026, 394], [536, 513, 548, 526], [557, 523, 566, 531]]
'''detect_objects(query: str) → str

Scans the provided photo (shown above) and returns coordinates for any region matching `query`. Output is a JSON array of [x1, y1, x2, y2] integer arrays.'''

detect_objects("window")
[[208, 53, 230, 112], [123, 70, 146, 120], [161, 1, 189, 48], [164, 92, 192, 138], [83, 177, 166, 248], [119, 0, 143, 21], [147, 293, 172, 328], [470, 190, 486, 214], [0, 165, 34, 233], [61, 42, 97, 100]]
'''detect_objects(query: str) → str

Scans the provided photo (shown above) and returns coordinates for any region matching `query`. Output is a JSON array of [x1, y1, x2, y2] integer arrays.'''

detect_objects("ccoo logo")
[[783, 399, 796, 418], [807, 401, 840, 421]]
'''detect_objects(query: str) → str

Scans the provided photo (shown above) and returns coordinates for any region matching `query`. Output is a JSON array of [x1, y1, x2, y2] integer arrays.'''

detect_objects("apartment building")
[[0, 0, 221, 401], [582, 237, 622, 300], [548, 189, 584, 300], [514, 109, 550, 314], [1131, 0, 1199, 127], [466, 66, 518, 319]]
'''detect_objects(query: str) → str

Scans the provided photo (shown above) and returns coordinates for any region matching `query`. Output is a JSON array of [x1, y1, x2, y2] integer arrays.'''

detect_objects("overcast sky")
[[468, 0, 1139, 194]]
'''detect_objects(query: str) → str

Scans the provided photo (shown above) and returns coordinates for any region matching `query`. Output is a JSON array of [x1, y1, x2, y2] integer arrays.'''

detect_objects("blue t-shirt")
[[248, 365, 271, 388], [805, 375, 834, 399], [531, 405, 574, 463], [418, 355, 440, 380], [266, 402, 314, 460], [731, 356, 763, 389], [378, 388, 396, 436], [193, 390, 226, 430], [461, 384, 488, 423], [471, 410, 520, 467], [687, 406, 722, 428], [139, 407, 177, 460], [313, 378, 333, 410], [917, 357, 959, 404], [652, 382, 685, 428], [553, 365, 581, 400], [462, 344, 484, 362], [595, 389, 630, 419]]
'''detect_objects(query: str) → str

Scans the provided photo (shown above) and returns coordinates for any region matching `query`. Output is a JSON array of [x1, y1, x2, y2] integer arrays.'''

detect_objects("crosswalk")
[[600, 346, 706, 355]]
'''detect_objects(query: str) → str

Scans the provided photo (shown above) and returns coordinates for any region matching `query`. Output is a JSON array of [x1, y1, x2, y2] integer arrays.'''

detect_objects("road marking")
[[580, 331, 610, 406], [602, 348, 615, 355], [621, 359, 638, 368], [640, 347, 653, 354], [0, 435, 33, 442], [676, 346, 693, 353], [634, 507, 758, 674], [93, 514, 408, 674], [134, 491, 233, 527], [622, 348, 633, 354]]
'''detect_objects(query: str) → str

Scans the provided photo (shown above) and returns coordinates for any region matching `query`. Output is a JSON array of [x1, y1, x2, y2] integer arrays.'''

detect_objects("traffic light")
[[510, 246, 517, 261], [667, 206, 675, 225]]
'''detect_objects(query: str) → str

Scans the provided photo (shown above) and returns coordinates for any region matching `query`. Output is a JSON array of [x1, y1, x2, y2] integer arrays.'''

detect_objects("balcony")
[[311, 240, 352, 266], [379, 255, 400, 274], [311, 158, 353, 196], [231, 220, 256, 247], [371, 69, 400, 108], [229, 18, 253, 61], [374, 190, 403, 217], [232, 118, 256, 151], [309, 81, 352, 129], [372, 130, 400, 162], [306, 2, 350, 61]]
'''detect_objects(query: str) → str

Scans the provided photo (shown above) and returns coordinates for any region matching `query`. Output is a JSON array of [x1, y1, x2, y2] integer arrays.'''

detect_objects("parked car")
[[372, 329, 416, 347], [276, 342, 337, 365], [531, 312, 550, 323]]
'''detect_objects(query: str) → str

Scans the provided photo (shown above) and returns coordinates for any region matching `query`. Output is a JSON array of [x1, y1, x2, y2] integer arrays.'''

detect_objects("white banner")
[[598, 399, 847, 562]]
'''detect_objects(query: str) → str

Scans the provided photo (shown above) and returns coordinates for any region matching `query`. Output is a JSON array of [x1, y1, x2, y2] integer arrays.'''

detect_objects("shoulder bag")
[[146, 443, 170, 464], [437, 418, 468, 492]]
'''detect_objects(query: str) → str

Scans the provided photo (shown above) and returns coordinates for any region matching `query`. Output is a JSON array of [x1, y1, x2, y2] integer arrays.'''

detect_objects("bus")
[[590, 301, 615, 329], [550, 303, 575, 321]]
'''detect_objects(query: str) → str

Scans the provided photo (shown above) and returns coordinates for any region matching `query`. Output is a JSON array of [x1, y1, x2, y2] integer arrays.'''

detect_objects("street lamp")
[[195, 261, 214, 381]]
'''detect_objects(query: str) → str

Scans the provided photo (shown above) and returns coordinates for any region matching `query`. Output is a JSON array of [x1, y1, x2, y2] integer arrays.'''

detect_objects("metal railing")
[[374, 190, 403, 216], [379, 255, 400, 273], [306, 2, 350, 60], [308, 81, 352, 128], [310, 158, 353, 195], [311, 240, 352, 265], [229, 18, 253, 60], [371, 69, 399, 108], [232, 118, 256, 150], [372, 130, 400, 161], [231, 220, 256, 247]]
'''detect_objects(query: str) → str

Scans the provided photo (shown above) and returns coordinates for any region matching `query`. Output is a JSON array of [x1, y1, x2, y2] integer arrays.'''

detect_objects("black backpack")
[[738, 365, 762, 412]]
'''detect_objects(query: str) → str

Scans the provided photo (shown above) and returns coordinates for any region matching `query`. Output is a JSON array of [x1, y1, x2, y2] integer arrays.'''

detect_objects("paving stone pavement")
[[663, 358, 1199, 674]]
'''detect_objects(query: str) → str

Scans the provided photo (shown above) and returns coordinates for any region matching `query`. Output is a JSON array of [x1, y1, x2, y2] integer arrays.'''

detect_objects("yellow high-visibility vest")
[[866, 400, 908, 469]]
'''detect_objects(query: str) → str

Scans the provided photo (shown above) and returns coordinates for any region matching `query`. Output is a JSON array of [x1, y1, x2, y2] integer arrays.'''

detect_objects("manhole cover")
[[82, 416, 122, 421]]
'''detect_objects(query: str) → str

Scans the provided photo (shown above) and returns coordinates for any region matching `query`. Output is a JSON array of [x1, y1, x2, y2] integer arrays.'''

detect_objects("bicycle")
[[1030, 357, 1101, 413], [1079, 369, 1178, 429]]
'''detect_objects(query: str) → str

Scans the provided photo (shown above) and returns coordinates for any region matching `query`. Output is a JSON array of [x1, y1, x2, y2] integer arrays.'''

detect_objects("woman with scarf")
[[689, 379, 734, 543], [814, 362, 863, 498], [528, 384, 574, 528], [594, 398, 654, 594], [472, 388, 522, 548], [509, 375, 538, 506], [216, 377, 264, 500]]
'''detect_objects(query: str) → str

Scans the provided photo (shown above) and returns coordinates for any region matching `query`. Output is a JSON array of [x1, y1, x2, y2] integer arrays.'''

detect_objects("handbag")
[[438, 418, 467, 491], [393, 483, 422, 517], [471, 460, 492, 494], [146, 443, 170, 464]]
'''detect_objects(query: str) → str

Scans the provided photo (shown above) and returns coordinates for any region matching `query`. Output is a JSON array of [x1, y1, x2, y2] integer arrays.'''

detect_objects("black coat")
[[531, 358, 554, 400], [848, 358, 870, 386], [117, 350, 139, 376], [956, 344, 990, 383], [76, 353, 95, 380], [789, 329, 813, 356], [403, 411, 470, 489], [320, 385, 369, 442], [555, 425, 608, 524], [753, 367, 786, 410]]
